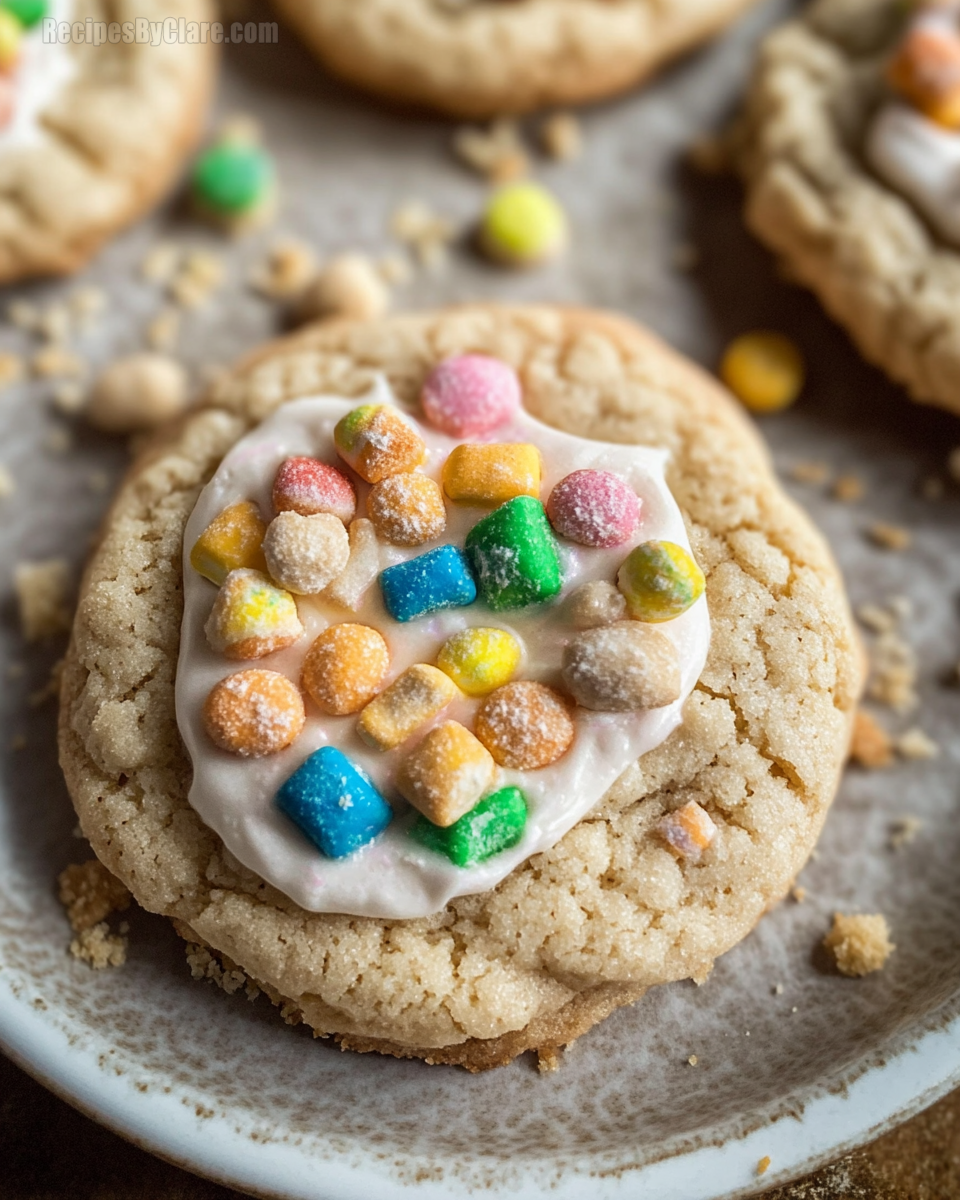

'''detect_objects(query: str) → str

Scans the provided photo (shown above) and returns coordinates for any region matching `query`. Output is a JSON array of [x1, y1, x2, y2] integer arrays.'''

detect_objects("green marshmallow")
[[465, 495, 562, 611], [411, 786, 528, 868], [2, 0, 47, 27], [192, 141, 274, 216]]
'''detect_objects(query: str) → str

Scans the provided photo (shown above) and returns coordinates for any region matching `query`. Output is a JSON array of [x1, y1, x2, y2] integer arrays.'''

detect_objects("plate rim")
[[2, 971, 959, 1200]]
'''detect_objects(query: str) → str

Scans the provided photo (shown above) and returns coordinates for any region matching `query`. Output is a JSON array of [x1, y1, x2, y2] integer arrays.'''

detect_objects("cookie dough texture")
[[271, 0, 763, 117], [735, 0, 960, 417], [60, 306, 861, 1070], [0, 0, 215, 282]]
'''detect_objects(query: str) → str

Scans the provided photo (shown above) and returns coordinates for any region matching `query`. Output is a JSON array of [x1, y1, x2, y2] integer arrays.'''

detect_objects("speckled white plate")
[[2, 0, 960, 1195]]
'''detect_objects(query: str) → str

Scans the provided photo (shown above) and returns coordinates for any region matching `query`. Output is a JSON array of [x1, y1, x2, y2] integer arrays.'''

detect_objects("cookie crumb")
[[850, 709, 894, 768], [792, 885, 807, 903], [0, 350, 24, 388], [390, 200, 457, 271], [832, 473, 865, 502], [170, 250, 225, 309], [52, 380, 86, 415], [823, 913, 895, 977], [0, 464, 13, 498], [297, 254, 390, 323], [185, 942, 260, 1000], [32, 345, 87, 380], [890, 816, 922, 850], [868, 522, 911, 552], [757, 1156, 772, 1176], [895, 727, 939, 760], [540, 111, 582, 161], [14, 559, 71, 640], [868, 629, 918, 714], [377, 253, 413, 287], [856, 603, 896, 634], [453, 119, 529, 181], [146, 307, 181, 353], [687, 1053, 699, 1066], [773, 983, 784, 995], [58, 859, 131, 932], [68, 287, 107, 335], [70, 923, 127, 969], [789, 460, 830, 485], [141, 242, 181, 285], [537, 1046, 561, 1073], [250, 239, 318, 299]]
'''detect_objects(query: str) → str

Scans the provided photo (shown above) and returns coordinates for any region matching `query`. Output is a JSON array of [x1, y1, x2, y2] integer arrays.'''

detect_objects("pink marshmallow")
[[420, 355, 522, 439], [546, 470, 640, 548], [272, 457, 357, 524]]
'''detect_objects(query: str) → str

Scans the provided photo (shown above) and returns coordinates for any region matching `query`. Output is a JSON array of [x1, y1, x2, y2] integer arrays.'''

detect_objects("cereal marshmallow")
[[421, 355, 521, 438], [203, 669, 305, 757], [262, 512, 350, 595]]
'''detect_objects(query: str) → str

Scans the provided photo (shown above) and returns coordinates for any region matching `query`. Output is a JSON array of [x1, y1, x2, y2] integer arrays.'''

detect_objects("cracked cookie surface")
[[272, 0, 763, 117], [0, 0, 215, 282], [734, 0, 960, 417], [58, 306, 861, 1070]]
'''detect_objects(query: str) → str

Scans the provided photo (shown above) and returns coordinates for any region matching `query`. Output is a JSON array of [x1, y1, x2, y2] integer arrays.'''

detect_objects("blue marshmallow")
[[276, 747, 392, 860], [379, 545, 477, 623]]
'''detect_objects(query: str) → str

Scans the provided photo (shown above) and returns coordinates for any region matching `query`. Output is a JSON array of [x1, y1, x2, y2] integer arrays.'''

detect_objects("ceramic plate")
[[2, 2, 960, 1195]]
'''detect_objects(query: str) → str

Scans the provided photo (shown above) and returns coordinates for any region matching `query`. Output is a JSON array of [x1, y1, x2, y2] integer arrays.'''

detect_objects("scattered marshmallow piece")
[[86, 353, 189, 434]]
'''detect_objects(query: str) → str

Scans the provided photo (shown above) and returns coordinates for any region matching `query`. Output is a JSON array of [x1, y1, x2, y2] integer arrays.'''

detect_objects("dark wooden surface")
[[1, 1049, 957, 1199]]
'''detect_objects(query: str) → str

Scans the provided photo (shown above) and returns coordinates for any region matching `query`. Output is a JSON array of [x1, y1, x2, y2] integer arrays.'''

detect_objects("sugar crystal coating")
[[436, 627, 522, 696], [658, 800, 717, 862], [396, 720, 496, 828], [334, 404, 426, 483], [546, 469, 640, 548], [324, 518, 381, 611], [276, 746, 392, 860], [474, 681, 574, 770], [204, 569, 303, 660], [421, 355, 522, 438], [561, 622, 681, 712], [480, 182, 569, 266], [889, 26, 960, 128], [263, 511, 350, 596], [443, 443, 541, 506], [465, 496, 562, 611], [203, 669, 305, 757], [379, 545, 477, 623], [273, 457, 357, 523], [367, 472, 447, 546], [190, 501, 267, 586], [411, 786, 528, 867], [567, 580, 627, 629], [357, 664, 460, 751], [301, 623, 390, 716], [618, 540, 705, 623]]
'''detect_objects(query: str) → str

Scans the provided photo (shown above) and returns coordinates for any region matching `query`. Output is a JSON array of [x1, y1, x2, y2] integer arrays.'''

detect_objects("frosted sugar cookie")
[[60, 307, 861, 1069], [736, 0, 960, 417], [272, 0, 765, 117], [0, 0, 215, 281]]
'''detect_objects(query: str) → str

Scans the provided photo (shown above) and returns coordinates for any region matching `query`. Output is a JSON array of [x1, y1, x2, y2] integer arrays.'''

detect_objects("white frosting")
[[867, 102, 960, 245], [1, 0, 77, 150], [176, 379, 711, 920]]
